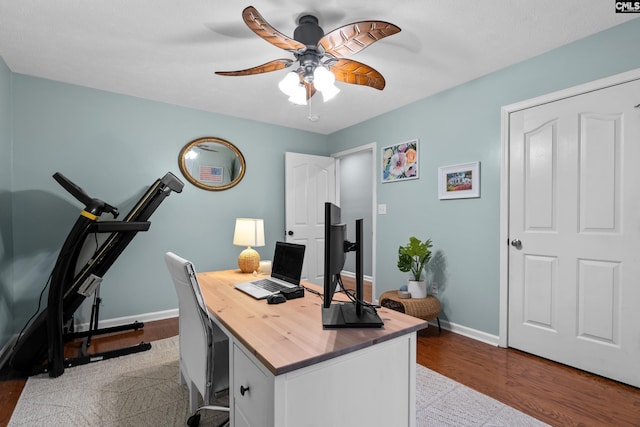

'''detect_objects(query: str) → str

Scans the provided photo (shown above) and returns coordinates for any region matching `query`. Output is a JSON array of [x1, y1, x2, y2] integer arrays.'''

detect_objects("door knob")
[[511, 239, 522, 249], [240, 385, 250, 396], [288, 230, 294, 236]]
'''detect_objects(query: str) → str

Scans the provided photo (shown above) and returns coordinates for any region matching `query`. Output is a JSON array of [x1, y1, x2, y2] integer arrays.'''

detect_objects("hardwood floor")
[[2, 317, 639, 426], [417, 326, 640, 426]]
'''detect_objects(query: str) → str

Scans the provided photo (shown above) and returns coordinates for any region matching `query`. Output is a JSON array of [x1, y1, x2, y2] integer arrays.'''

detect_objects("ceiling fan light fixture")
[[313, 66, 333, 89], [278, 72, 300, 97], [313, 66, 340, 102], [288, 85, 308, 105], [320, 83, 340, 102]]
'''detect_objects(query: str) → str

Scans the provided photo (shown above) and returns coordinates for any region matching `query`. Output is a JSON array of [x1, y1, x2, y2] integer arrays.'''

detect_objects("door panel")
[[508, 78, 640, 387], [580, 113, 621, 232]]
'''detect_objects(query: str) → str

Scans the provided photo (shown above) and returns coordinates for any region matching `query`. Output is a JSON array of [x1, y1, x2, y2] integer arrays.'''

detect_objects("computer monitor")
[[322, 202, 383, 328]]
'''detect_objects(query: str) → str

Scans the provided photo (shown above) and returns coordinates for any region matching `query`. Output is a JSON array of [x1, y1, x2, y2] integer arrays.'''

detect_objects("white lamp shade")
[[278, 72, 300, 97], [313, 66, 334, 90], [288, 85, 308, 105], [233, 218, 265, 247], [320, 82, 340, 102], [313, 66, 340, 102]]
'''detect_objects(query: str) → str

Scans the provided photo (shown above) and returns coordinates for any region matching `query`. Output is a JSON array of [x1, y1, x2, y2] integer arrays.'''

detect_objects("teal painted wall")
[[8, 75, 327, 341], [327, 19, 640, 335], [0, 57, 13, 346]]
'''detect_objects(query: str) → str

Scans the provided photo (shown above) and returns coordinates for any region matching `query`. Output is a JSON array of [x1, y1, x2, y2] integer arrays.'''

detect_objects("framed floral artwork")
[[438, 161, 480, 199], [381, 139, 419, 183]]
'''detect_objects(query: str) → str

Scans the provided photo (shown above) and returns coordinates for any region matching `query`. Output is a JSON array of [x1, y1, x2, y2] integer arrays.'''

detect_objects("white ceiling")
[[0, 1, 636, 134]]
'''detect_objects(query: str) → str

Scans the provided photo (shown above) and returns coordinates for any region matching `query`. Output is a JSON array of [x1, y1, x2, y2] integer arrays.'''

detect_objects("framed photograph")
[[438, 161, 480, 199], [381, 139, 419, 183]]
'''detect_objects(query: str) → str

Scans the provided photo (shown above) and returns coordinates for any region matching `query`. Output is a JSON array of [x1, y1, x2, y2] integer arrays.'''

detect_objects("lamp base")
[[238, 247, 260, 273]]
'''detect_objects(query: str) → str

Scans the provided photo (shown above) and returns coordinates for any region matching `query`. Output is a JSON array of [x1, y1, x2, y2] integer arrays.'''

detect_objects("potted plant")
[[397, 236, 433, 298]]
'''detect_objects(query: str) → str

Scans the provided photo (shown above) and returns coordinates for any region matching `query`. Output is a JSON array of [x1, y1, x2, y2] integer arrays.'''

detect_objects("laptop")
[[234, 241, 306, 299]]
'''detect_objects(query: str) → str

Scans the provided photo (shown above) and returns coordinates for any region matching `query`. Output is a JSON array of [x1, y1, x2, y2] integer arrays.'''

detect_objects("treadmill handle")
[[53, 172, 119, 219], [53, 172, 92, 207]]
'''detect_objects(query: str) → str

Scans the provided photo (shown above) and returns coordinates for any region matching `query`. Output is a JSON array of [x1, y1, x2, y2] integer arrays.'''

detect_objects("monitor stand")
[[322, 303, 383, 329]]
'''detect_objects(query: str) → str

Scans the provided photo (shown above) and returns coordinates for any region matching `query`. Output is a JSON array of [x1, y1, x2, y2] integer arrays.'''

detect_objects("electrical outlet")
[[431, 282, 438, 295], [377, 204, 387, 215]]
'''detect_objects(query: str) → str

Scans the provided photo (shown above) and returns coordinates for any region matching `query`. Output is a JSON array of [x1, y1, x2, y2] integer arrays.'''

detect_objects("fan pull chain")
[[307, 89, 319, 122]]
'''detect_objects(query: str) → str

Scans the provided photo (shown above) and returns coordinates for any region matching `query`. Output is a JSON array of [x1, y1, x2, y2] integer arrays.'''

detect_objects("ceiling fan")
[[215, 6, 401, 104]]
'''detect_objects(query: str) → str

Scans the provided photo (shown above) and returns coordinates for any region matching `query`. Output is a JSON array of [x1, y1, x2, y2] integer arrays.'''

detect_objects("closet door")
[[508, 78, 640, 387]]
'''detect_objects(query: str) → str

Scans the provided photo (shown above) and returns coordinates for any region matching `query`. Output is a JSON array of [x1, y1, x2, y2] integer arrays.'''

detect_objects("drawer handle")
[[240, 385, 250, 396]]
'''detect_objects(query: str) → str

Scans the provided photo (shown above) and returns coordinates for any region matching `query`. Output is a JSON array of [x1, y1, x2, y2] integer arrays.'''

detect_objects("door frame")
[[498, 67, 640, 347], [331, 142, 377, 300]]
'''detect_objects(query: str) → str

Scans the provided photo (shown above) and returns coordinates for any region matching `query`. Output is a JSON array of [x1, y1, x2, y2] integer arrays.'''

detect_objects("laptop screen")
[[271, 241, 306, 285]]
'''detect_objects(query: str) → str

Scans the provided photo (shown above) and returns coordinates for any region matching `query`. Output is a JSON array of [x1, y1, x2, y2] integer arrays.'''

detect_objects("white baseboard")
[[432, 318, 500, 346], [72, 309, 178, 332], [339, 270, 373, 283]]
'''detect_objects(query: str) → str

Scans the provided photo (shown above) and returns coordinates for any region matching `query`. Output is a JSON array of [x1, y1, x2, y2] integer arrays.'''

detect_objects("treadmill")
[[9, 171, 184, 377]]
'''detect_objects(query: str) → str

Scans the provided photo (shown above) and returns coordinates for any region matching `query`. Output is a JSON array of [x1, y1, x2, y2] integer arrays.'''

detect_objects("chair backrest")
[[164, 252, 210, 395]]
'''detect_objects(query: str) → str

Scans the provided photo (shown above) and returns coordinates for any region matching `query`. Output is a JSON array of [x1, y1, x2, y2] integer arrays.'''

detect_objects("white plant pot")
[[407, 280, 427, 299]]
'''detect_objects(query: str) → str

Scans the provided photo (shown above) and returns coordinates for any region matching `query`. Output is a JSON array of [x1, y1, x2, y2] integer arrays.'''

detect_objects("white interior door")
[[285, 152, 338, 284], [507, 78, 640, 387]]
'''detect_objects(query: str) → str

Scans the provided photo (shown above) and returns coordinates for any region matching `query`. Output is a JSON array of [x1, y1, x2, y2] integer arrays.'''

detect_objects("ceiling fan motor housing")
[[294, 15, 324, 47], [293, 15, 325, 84]]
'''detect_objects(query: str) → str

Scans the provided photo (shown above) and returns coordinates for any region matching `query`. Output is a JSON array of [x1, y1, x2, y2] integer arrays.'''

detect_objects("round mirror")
[[178, 137, 246, 191]]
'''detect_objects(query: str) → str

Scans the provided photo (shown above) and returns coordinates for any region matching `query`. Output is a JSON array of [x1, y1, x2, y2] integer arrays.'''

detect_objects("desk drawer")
[[233, 343, 273, 427]]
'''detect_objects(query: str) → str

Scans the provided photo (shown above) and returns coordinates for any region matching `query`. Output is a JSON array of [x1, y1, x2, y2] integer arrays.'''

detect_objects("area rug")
[[415, 365, 548, 426], [9, 336, 548, 426], [8, 337, 227, 427]]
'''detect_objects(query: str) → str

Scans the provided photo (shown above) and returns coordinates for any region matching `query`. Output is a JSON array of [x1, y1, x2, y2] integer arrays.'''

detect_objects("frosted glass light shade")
[[278, 72, 299, 96], [313, 66, 340, 102], [313, 66, 333, 89], [288, 85, 307, 105], [320, 83, 340, 102]]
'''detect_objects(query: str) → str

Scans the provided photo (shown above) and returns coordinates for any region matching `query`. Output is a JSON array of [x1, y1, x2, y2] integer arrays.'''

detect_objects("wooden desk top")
[[198, 270, 428, 376]]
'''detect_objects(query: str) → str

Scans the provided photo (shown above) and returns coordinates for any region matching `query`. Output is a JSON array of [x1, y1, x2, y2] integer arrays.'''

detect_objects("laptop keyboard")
[[252, 278, 289, 293]]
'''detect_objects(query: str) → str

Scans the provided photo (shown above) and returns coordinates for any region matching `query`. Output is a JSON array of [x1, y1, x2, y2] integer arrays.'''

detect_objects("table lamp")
[[233, 218, 265, 273]]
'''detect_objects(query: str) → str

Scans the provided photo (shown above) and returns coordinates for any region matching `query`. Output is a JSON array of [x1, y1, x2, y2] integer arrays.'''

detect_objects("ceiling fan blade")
[[319, 21, 401, 58], [329, 59, 386, 90], [242, 6, 306, 52], [215, 59, 294, 76]]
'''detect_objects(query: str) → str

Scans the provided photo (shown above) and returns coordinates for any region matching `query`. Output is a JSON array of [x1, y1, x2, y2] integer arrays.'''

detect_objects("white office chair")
[[164, 252, 230, 427]]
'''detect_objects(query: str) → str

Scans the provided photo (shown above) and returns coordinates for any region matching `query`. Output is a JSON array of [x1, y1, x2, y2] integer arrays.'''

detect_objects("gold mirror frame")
[[178, 137, 246, 191]]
